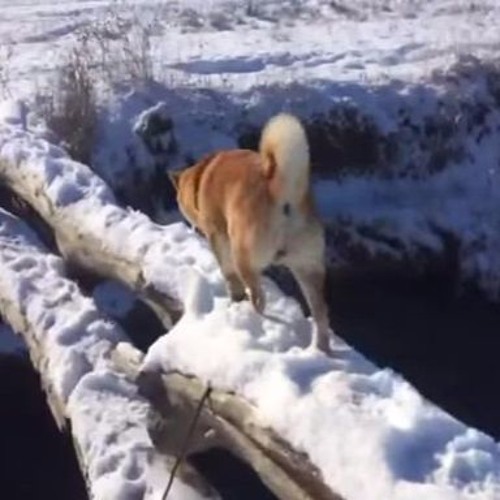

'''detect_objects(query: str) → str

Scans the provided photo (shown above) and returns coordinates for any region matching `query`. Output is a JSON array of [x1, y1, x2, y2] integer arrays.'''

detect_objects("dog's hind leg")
[[207, 232, 246, 302], [290, 265, 331, 353], [284, 223, 332, 353]]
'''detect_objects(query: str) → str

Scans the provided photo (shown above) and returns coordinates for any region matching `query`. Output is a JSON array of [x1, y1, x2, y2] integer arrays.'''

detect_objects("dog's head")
[[168, 166, 201, 230], [168, 153, 218, 234]]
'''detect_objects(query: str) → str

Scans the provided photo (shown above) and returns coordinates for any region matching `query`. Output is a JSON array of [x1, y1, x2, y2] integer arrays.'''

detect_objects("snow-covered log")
[[0, 101, 183, 329], [112, 343, 343, 500], [0, 207, 215, 500]]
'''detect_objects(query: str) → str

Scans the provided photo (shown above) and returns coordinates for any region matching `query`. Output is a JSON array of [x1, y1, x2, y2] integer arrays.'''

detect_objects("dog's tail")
[[259, 113, 310, 203]]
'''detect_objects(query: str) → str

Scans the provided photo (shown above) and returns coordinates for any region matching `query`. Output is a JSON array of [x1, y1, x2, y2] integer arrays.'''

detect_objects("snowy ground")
[[1, 0, 500, 97], [0, 101, 499, 499]]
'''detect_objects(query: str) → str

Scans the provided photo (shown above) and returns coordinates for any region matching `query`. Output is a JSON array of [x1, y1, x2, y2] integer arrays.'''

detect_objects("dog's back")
[[181, 114, 313, 267], [198, 150, 273, 259]]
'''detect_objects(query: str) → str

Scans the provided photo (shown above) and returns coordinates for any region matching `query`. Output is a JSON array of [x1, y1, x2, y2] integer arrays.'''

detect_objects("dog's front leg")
[[207, 232, 247, 302], [232, 243, 265, 314]]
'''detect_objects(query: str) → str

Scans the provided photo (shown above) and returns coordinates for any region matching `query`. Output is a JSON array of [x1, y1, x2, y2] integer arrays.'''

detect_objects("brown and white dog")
[[169, 114, 333, 352]]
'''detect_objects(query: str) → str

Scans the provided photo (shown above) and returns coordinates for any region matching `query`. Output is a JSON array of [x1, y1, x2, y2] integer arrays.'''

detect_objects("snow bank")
[[0, 204, 204, 498], [145, 269, 500, 500], [314, 111, 500, 297], [90, 54, 500, 300], [5, 0, 500, 197]]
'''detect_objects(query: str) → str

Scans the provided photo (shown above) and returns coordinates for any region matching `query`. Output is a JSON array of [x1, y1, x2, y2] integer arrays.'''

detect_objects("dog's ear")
[[168, 170, 181, 191]]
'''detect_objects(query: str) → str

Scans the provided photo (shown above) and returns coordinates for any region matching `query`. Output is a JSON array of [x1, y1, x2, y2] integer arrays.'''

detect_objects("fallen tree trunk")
[[0, 207, 215, 499], [0, 115, 182, 328], [113, 343, 344, 500]]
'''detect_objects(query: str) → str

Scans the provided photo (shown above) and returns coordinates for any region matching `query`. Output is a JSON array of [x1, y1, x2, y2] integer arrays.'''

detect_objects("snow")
[[145, 269, 500, 500], [69, 367, 205, 500], [0, 0, 500, 499], [0, 205, 205, 500], [4, 95, 500, 498], [2, 0, 500, 99], [2, 0, 498, 295]]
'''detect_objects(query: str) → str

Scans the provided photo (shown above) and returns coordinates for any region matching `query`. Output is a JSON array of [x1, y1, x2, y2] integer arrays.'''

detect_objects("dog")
[[168, 113, 333, 353]]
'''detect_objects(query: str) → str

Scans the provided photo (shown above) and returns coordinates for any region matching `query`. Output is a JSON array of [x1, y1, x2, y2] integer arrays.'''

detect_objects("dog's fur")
[[169, 114, 332, 352]]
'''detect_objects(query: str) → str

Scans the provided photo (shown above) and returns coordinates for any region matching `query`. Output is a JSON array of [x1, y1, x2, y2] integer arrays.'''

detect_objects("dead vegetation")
[[77, 5, 157, 87], [0, 40, 14, 99], [237, 106, 390, 178], [36, 46, 97, 165], [35, 2, 160, 166]]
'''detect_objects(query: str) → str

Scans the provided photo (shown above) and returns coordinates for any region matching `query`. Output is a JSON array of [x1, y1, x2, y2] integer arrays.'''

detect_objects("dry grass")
[[35, 2, 161, 165], [0, 40, 14, 99], [76, 2, 159, 87], [36, 45, 97, 165]]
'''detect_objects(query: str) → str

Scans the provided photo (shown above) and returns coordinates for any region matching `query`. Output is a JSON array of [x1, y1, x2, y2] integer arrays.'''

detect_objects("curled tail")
[[259, 113, 310, 203]]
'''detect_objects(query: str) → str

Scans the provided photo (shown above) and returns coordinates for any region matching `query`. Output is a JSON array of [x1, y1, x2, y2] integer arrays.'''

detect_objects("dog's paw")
[[250, 288, 266, 314], [230, 290, 247, 302], [311, 327, 334, 356]]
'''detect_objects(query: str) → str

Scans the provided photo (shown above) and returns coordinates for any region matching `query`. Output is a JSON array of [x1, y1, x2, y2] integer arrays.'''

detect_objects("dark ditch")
[[0, 348, 277, 500], [0, 352, 88, 500], [190, 449, 278, 500], [327, 271, 500, 440]]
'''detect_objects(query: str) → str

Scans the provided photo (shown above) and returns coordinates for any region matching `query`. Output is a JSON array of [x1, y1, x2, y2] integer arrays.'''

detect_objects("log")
[[0, 117, 182, 328], [113, 343, 344, 500], [0, 207, 215, 499]]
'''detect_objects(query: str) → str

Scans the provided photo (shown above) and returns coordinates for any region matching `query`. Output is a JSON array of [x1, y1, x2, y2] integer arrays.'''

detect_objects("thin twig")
[[161, 385, 212, 500]]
